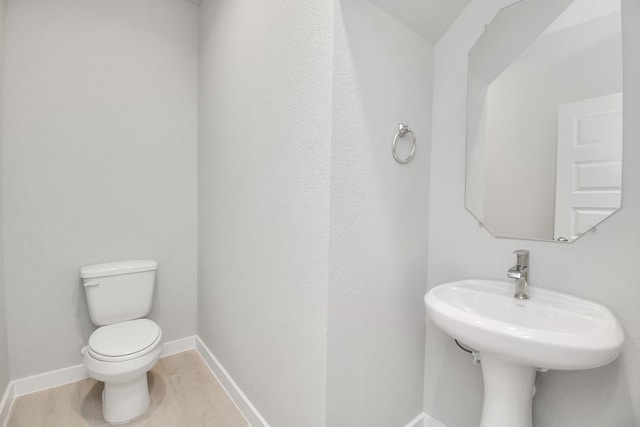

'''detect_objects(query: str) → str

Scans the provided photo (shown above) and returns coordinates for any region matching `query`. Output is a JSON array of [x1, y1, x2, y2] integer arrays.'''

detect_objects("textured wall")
[[425, 0, 640, 426], [327, 1, 432, 425], [197, 1, 333, 426], [2, 0, 199, 379], [0, 0, 9, 398]]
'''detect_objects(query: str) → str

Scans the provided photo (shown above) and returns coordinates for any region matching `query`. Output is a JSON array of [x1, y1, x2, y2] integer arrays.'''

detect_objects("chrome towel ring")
[[392, 123, 416, 164]]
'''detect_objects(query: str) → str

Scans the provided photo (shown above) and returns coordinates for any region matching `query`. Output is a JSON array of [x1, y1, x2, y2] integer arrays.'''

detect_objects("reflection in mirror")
[[466, 0, 623, 242]]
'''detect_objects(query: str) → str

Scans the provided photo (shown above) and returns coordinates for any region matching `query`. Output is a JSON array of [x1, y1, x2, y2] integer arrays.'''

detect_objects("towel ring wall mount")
[[392, 123, 416, 164]]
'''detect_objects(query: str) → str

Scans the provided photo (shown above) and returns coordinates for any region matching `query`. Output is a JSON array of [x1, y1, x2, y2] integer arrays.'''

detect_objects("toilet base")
[[102, 374, 150, 424]]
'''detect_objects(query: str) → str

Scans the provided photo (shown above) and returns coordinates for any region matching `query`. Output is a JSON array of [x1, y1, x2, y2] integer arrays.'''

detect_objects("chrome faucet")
[[507, 249, 529, 300]]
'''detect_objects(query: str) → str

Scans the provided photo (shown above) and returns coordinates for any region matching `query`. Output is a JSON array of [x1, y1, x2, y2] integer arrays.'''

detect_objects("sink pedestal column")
[[479, 353, 537, 427]]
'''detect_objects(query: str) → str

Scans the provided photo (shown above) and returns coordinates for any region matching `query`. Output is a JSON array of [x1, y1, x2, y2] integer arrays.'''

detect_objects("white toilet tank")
[[81, 259, 158, 327]]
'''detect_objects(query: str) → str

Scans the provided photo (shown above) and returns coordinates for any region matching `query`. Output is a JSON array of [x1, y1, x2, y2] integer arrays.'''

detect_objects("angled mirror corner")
[[465, 0, 623, 243]]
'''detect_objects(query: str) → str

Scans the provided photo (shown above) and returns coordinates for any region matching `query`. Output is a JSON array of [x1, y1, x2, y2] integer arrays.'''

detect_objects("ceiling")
[[367, 0, 472, 44], [188, 0, 470, 45]]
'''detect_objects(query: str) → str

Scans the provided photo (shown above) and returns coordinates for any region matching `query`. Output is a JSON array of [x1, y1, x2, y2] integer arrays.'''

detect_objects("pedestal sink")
[[424, 279, 624, 427]]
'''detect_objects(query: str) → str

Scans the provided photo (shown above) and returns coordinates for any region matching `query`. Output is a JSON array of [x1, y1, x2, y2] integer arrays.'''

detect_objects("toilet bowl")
[[83, 319, 162, 424], [80, 260, 162, 425]]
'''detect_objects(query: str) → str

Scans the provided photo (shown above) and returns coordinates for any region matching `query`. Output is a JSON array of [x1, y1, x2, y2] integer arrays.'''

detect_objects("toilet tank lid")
[[80, 259, 157, 279]]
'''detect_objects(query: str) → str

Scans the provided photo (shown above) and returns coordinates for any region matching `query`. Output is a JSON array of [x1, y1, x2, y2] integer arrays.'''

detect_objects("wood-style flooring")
[[6, 350, 249, 427]]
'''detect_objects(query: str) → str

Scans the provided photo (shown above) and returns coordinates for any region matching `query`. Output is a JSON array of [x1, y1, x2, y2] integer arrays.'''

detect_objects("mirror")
[[466, 0, 623, 242]]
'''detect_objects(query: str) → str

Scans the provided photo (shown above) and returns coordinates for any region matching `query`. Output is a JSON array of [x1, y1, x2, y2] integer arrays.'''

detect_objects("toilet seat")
[[88, 318, 161, 362]]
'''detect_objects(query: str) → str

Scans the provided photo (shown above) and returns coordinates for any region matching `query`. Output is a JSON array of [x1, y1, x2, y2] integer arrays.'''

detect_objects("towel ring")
[[392, 123, 416, 164]]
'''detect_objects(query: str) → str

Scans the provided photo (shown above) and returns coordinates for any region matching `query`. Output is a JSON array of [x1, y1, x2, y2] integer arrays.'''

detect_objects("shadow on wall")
[[426, 326, 484, 426], [74, 279, 94, 345], [327, 0, 433, 426], [533, 355, 636, 425]]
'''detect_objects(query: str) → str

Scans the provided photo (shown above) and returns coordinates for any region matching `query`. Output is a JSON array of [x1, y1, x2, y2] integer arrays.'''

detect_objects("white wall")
[[327, 1, 432, 426], [425, 0, 640, 425], [199, 1, 433, 425], [0, 0, 9, 396], [198, 1, 333, 426], [1, 0, 199, 379]]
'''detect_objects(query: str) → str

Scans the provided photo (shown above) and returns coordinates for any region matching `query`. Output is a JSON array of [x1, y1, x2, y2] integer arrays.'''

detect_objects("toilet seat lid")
[[88, 319, 161, 362]]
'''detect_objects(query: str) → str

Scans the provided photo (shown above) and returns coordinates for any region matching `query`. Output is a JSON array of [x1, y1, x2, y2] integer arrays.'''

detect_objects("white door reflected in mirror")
[[554, 93, 622, 241]]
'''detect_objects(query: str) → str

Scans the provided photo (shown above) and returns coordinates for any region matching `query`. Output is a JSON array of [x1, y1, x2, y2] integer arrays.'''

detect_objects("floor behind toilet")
[[6, 350, 248, 427]]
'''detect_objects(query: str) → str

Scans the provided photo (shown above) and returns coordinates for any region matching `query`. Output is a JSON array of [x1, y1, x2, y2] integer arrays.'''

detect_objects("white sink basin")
[[425, 279, 624, 370], [425, 279, 625, 427]]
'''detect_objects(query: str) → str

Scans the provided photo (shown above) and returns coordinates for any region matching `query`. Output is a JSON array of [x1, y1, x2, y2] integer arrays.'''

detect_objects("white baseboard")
[[405, 412, 426, 427], [0, 335, 197, 426], [424, 412, 447, 427], [0, 382, 15, 427], [403, 412, 448, 427], [195, 337, 441, 427], [11, 336, 196, 398], [195, 336, 269, 427], [160, 335, 196, 358], [1, 335, 438, 427], [12, 363, 87, 397]]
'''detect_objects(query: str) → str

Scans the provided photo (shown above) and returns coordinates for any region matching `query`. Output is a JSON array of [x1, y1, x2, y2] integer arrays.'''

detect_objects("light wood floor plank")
[[6, 350, 248, 427]]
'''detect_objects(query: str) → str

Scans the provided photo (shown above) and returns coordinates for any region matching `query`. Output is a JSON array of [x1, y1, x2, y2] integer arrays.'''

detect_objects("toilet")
[[80, 259, 162, 424]]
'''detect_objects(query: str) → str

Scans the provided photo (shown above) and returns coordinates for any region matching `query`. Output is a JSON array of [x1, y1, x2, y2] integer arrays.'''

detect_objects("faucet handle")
[[513, 249, 529, 267]]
